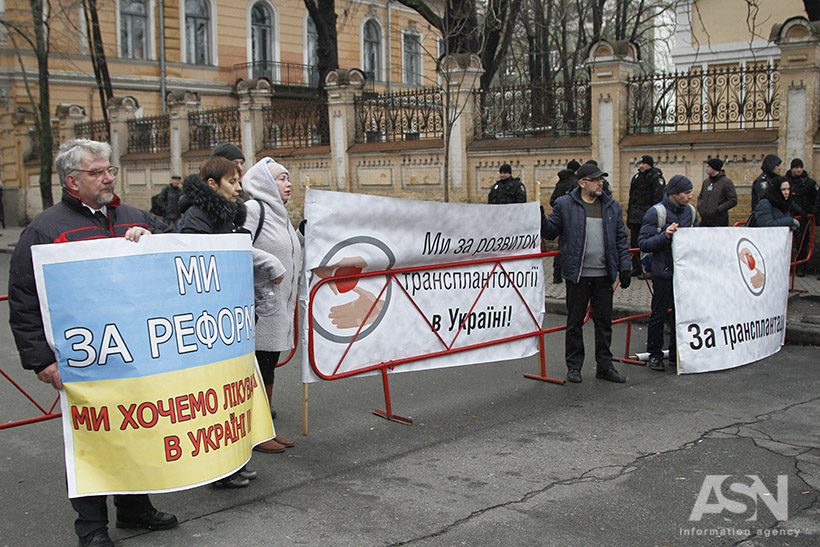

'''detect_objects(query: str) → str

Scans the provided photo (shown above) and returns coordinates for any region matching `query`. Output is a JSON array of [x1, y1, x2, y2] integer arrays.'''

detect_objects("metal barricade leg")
[[523, 333, 565, 384], [373, 368, 412, 425]]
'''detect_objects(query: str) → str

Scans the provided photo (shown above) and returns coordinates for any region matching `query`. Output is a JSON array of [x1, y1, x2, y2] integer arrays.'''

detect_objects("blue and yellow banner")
[[31, 234, 274, 497]]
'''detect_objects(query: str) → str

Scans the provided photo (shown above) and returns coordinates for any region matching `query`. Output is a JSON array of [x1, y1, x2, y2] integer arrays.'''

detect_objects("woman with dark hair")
[[752, 175, 802, 231], [179, 157, 282, 489], [180, 156, 245, 234]]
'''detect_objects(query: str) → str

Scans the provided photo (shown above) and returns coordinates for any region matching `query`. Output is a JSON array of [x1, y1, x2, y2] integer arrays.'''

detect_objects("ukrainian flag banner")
[[31, 234, 274, 498]]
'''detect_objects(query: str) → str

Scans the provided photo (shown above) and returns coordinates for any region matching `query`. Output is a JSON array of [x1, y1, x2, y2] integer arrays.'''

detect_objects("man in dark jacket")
[[548, 160, 580, 284], [627, 155, 665, 275], [697, 158, 737, 226], [751, 154, 782, 211], [158, 175, 182, 231], [488, 163, 527, 204], [8, 139, 177, 547], [638, 175, 698, 372], [541, 163, 631, 384], [786, 158, 817, 276]]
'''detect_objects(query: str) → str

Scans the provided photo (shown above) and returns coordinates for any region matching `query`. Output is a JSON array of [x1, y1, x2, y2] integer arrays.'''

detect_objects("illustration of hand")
[[328, 287, 384, 329], [739, 248, 765, 289], [313, 256, 368, 295]]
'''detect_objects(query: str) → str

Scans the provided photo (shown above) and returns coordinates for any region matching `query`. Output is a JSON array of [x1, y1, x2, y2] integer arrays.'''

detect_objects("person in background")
[[241, 157, 302, 454], [751, 154, 782, 211], [548, 160, 581, 284], [785, 158, 817, 277], [158, 175, 182, 231], [541, 162, 631, 385], [752, 176, 802, 231], [488, 163, 527, 204], [697, 158, 737, 227], [8, 139, 176, 547], [627, 155, 665, 277]]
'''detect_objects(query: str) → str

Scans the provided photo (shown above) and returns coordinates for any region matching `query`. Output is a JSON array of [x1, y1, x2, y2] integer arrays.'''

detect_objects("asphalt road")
[[1, 251, 818, 547]]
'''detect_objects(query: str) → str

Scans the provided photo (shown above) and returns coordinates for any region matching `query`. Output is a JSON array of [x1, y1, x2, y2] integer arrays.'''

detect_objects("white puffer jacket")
[[242, 158, 303, 352]]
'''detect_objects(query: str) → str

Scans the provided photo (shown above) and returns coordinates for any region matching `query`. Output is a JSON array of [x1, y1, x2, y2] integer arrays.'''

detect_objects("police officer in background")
[[488, 164, 527, 204], [627, 155, 665, 277]]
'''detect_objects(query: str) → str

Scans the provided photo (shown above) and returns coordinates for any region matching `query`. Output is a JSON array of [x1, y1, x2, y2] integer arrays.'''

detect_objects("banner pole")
[[302, 383, 308, 436]]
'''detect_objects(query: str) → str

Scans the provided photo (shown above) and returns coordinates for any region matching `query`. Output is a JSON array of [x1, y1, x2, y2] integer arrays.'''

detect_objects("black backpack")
[[150, 193, 164, 216]]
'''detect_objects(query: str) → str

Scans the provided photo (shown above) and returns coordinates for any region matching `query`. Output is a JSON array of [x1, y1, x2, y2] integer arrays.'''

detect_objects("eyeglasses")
[[72, 166, 119, 179]]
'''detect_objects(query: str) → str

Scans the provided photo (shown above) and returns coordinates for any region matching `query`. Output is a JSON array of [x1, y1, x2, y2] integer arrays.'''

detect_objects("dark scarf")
[[180, 174, 247, 227]]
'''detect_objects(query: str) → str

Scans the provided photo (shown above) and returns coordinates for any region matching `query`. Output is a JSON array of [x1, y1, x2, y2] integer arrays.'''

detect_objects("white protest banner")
[[672, 227, 790, 374], [32, 234, 274, 497], [301, 189, 544, 383]]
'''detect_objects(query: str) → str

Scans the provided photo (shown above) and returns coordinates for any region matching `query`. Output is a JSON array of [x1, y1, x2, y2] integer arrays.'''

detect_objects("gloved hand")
[[619, 270, 632, 289], [791, 218, 800, 231]]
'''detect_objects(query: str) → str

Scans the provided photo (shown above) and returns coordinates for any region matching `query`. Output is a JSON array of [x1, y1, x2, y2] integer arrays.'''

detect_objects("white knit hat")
[[266, 159, 290, 182]]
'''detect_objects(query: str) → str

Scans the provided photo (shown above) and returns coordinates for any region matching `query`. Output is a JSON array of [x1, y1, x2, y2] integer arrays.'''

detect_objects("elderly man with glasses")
[[541, 162, 632, 384], [9, 139, 175, 547]]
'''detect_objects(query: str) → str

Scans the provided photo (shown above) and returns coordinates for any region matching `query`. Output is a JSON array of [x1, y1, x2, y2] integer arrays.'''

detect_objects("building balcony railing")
[[74, 119, 111, 143], [233, 61, 321, 88]]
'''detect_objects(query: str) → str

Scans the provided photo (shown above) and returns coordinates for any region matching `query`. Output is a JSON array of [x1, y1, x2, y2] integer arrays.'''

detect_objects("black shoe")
[[647, 356, 665, 371], [116, 509, 178, 531], [270, 409, 277, 420], [566, 369, 582, 383], [239, 468, 258, 480], [212, 475, 250, 489], [595, 368, 626, 383], [553, 275, 563, 284], [637, 272, 647, 280], [78, 529, 114, 547]]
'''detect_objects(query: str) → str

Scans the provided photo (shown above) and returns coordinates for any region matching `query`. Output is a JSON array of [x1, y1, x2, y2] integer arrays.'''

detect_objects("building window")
[[403, 32, 421, 86], [251, 3, 273, 79], [306, 16, 319, 86], [363, 20, 380, 82], [185, 0, 210, 65], [121, 0, 147, 59]]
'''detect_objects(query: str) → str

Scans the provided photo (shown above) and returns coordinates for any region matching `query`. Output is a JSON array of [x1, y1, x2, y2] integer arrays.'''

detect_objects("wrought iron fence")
[[233, 61, 320, 88], [474, 80, 591, 139], [354, 88, 444, 143], [627, 64, 780, 134], [262, 100, 329, 148], [188, 107, 241, 150], [74, 119, 110, 143], [127, 115, 170, 153]]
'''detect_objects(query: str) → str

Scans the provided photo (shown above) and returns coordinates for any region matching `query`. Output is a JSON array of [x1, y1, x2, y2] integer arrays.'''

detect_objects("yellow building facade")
[[0, 0, 441, 222]]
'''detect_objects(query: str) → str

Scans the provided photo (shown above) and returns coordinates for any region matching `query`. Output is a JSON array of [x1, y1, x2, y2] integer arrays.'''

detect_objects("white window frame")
[[360, 17, 384, 82], [246, 0, 280, 68], [116, 0, 156, 60], [304, 12, 319, 86], [402, 30, 423, 86], [180, 0, 218, 66]]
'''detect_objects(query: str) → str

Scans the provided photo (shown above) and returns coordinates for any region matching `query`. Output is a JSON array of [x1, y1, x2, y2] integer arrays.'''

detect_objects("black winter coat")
[[488, 176, 527, 204], [786, 169, 817, 219], [8, 190, 172, 373], [751, 154, 782, 211], [627, 167, 665, 225], [158, 183, 182, 219], [180, 174, 248, 235], [638, 195, 698, 280], [550, 169, 577, 206]]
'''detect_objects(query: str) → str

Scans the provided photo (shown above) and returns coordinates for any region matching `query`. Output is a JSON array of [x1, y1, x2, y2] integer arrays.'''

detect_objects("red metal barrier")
[[307, 251, 571, 424], [0, 294, 63, 430]]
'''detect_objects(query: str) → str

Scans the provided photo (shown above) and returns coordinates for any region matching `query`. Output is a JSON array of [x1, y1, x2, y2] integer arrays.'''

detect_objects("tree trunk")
[[31, 0, 53, 209]]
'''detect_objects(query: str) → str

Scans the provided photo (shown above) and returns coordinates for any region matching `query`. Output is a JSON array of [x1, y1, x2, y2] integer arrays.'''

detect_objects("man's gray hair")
[[55, 139, 112, 188]]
